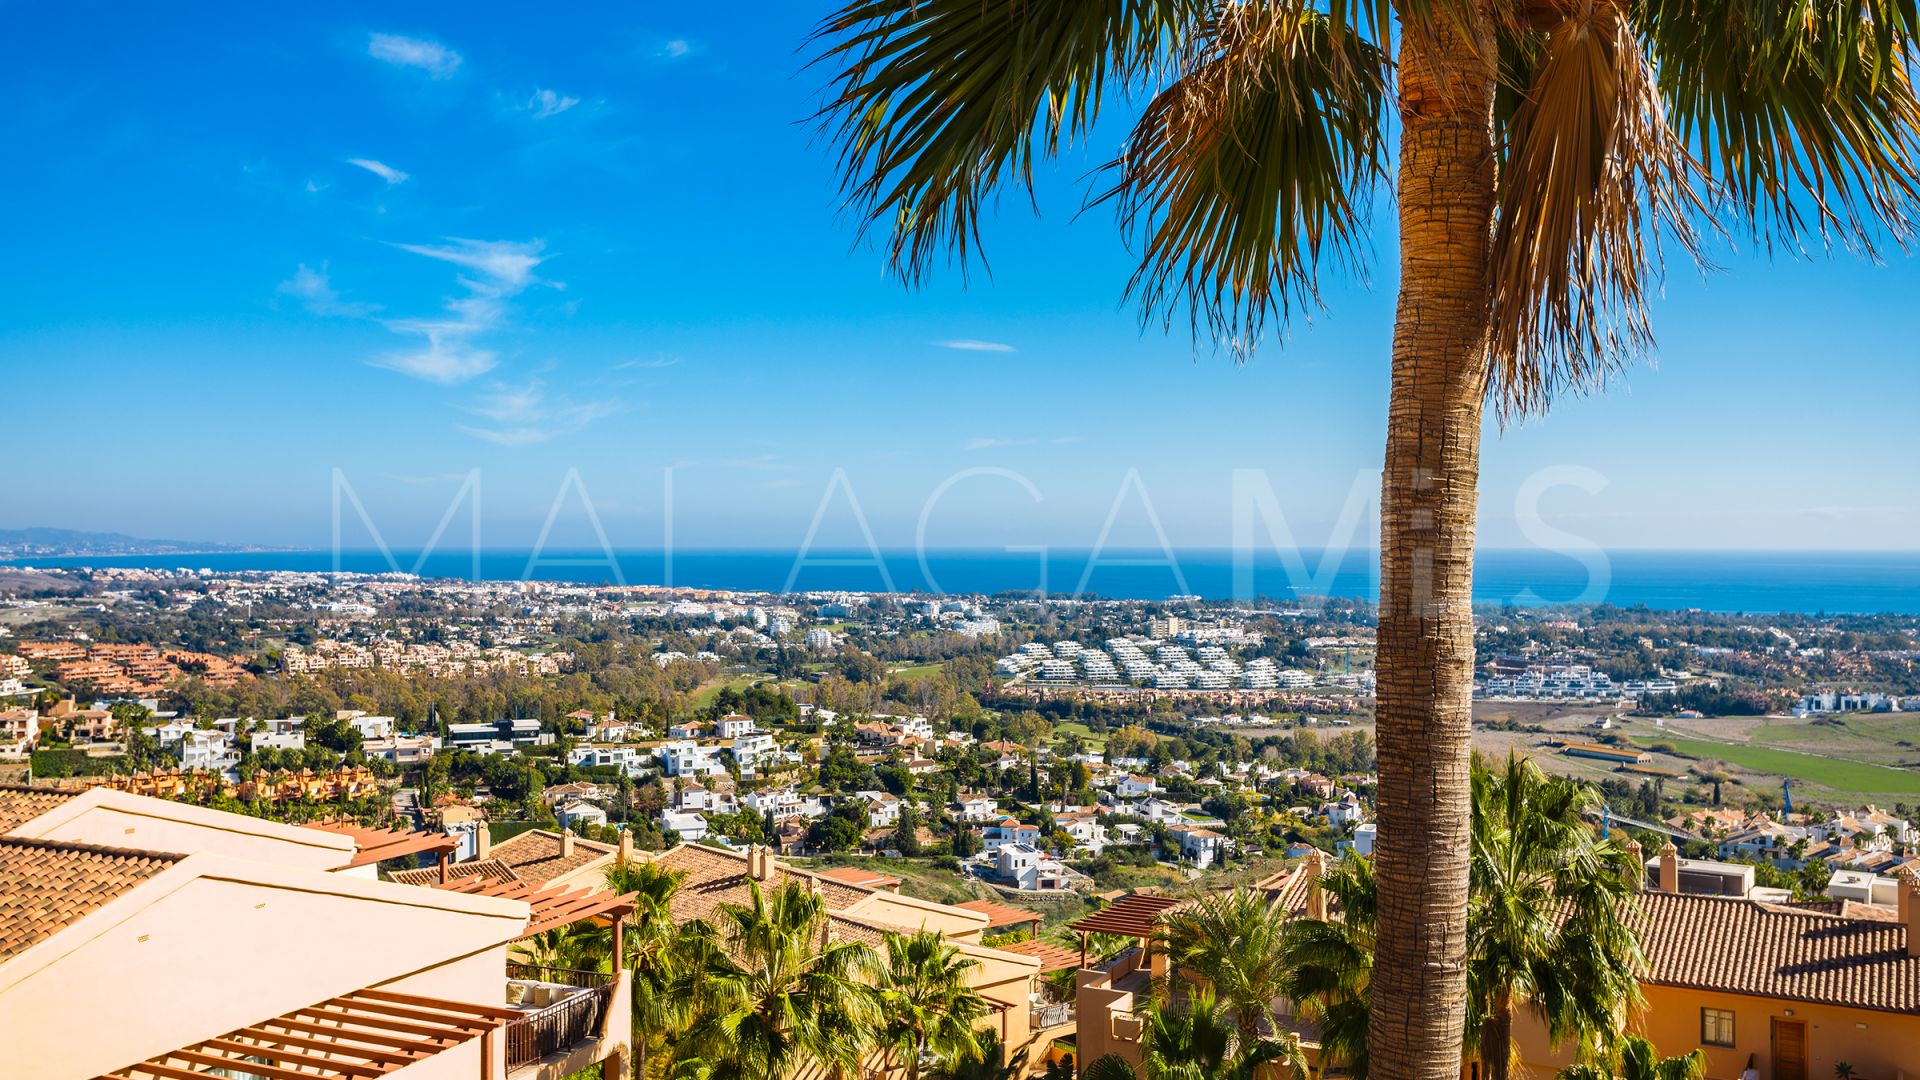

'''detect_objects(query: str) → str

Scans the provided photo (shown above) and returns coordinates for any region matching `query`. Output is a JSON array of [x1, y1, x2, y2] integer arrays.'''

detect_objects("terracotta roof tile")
[[1636, 892, 1920, 1015], [486, 829, 617, 886], [817, 865, 901, 890], [652, 844, 876, 924], [0, 783, 80, 833], [0, 836, 180, 961], [954, 898, 1044, 930]]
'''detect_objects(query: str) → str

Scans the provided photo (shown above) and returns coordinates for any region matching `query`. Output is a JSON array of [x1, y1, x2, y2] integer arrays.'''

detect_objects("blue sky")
[[2, 2, 1915, 554]]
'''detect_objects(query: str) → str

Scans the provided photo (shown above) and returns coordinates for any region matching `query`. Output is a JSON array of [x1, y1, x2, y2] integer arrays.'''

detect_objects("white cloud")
[[391, 237, 547, 292], [347, 157, 410, 185], [367, 33, 462, 78], [370, 238, 553, 385], [611, 355, 681, 370], [525, 88, 580, 119], [372, 335, 498, 384], [933, 339, 1016, 353], [656, 38, 701, 59], [277, 263, 376, 318], [459, 379, 619, 445]]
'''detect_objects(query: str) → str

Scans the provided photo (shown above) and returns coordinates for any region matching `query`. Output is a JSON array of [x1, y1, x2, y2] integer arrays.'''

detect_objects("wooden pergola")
[[97, 987, 520, 1079], [1067, 892, 1185, 970], [432, 873, 639, 958], [305, 821, 463, 879]]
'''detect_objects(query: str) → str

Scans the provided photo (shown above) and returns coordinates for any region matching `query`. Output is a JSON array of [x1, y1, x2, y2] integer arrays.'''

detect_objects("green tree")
[[806, 5, 1920, 1077], [674, 881, 877, 1080], [1136, 986, 1306, 1080], [875, 930, 989, 1080], [1557, 1035, 1706, 1080], [1154, 888, 1291, 1039], [1468, 756, 1644, 1080]]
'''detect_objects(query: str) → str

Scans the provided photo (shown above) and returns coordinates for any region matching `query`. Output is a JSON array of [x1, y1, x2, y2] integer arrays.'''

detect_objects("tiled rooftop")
[[1638, 892, 1920, 1015], [652, 843, 876, 923], [487, 829, 618, 886], [0, 782, 80, 833], [0, 836, 181, 961]]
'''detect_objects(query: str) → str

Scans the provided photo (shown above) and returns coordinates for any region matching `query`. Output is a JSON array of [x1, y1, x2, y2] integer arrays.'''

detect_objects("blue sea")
[[7, 548, 1920, 615]]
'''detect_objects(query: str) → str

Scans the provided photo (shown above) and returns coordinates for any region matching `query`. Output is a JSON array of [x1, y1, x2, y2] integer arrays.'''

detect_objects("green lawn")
[[888, 662, 946, 683], [1050, 720, 1107, 749], [1633, 736, 1920, 796], [689, 672, 766, 709]]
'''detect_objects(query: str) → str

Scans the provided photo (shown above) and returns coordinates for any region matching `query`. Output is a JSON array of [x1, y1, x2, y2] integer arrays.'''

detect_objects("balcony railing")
[[504, 964, 616, 1072], [1031, 1001, 1076, 1029]]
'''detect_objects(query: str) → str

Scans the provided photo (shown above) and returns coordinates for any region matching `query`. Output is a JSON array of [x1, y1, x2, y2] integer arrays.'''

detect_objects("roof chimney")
[[476, 821, 491, 860], [1623, 837, 1645, 891], [1907, 877, 1920, 959], [1899, 866, 1918, 926], [1304, 847, 1329, 921], [560, 828, 575, 859], [1658, 840, 1680, 894], [618, 825, 634, 866]]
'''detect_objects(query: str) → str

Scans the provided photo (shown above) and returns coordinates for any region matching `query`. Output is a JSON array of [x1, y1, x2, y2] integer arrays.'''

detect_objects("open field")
[[688, 672, 773, 709], [1050, 720, 1108, 749], [887, 661, 947, 683], [1631, 735, 1920, 796]]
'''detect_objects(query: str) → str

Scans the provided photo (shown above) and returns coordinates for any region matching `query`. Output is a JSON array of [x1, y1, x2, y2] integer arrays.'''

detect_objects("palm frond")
[[1102, 2, 1388, 349], [1639, 0, 1920, 249], [1489, 0, 1706, 419], [811, 0, 1201, 282]]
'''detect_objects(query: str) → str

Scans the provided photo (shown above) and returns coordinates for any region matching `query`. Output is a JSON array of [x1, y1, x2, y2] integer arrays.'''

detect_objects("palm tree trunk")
[[1368, 3, 1498, 1079], [1481, 989, 1514, 1080]]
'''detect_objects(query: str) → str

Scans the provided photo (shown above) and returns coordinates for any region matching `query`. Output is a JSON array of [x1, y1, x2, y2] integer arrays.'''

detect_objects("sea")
[[7, 548, 1920, 615]]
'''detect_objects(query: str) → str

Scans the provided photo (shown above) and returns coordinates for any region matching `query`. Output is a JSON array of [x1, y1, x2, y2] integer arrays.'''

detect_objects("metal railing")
[[504, 964, 615, 1071], [506, 962, 613, 988], [1031, 1001, 1076, 1029]]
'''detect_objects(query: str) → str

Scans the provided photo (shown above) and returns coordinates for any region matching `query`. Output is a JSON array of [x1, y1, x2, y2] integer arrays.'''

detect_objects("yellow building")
[[1511, 847, 1920, 1080]]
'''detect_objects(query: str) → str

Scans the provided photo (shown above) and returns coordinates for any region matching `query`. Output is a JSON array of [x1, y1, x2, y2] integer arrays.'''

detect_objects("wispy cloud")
[[347, 157, 410, 185], [276, 264, 376, 318], [367, 33, 462, 78], [372, 238, 553, 385], [524, 88, 580, 119], [460, 379, 619, 445], [611, 355, 682, 371], [933, 339, 1016, 353], [656, 38, 702, 60], [391, 237, 548, 290]]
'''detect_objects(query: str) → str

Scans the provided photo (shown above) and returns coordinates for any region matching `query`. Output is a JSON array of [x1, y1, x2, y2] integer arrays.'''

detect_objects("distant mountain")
[[0, 527, 266, 559]]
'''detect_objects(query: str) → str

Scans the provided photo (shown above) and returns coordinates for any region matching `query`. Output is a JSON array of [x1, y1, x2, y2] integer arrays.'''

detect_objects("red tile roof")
[[0, 783, 80, 832], [992, 938, 1083, 973], [954, 898, 1044, 930], [1636, 892, 1920, 1015], [487, 829, 618, 886], [0, 836, 180, 961]]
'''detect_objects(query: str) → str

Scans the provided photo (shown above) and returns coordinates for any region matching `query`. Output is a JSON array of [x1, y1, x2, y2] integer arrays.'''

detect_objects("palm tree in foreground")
[[1277, 757, 1643, 1078], [1137, 985, 1308, 1080], [808, 6, 1920, 1078], [875, 929, 991, 1080], [1154, 887, 1291, 1039], [602, 857, 705, 1079], [1557, 1035, 1706, 1080], [1468, 755, 1644, 1080], [1278, 854, 1376, 1078], [673, 881, 877, 1080]]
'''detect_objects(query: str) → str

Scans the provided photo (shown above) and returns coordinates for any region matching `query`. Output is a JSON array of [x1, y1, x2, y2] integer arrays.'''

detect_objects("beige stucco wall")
[[0, 854, 527, 1079], [844, 891, 993, 941], [6, 787, 357, 872]]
